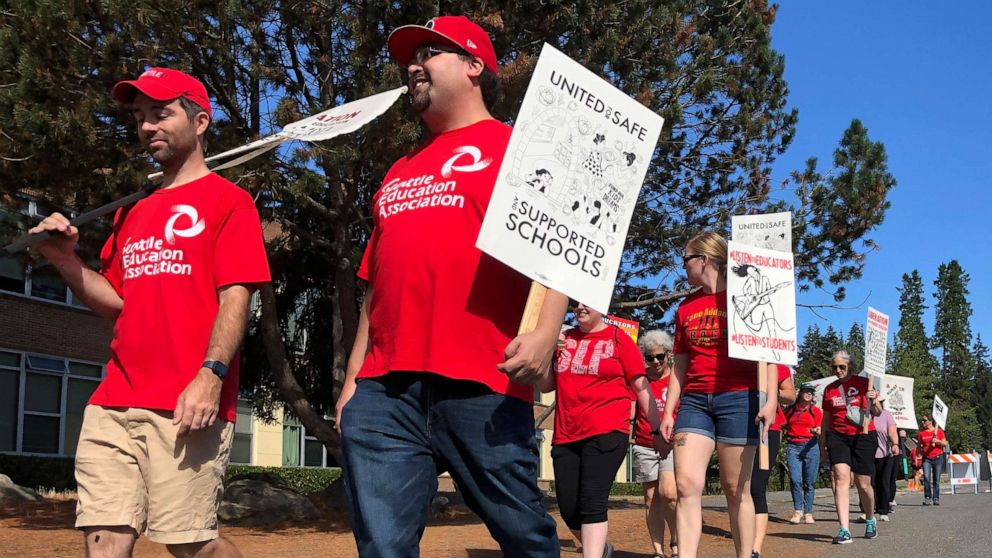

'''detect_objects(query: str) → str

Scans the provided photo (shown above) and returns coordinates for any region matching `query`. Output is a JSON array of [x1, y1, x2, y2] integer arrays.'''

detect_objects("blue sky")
[[769, 2, 992, 348]]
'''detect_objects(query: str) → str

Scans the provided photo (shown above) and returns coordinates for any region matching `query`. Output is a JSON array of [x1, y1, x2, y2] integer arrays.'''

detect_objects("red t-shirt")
[[918, 428, 946, 460], [93, 173, 271, 421], [357, 120, 533, 402], [674, 289, 757, 393], [634, 374, 678, 447], [784, 403, 823, 442], [553, 325, 645, 444], [770, 364, 791, 432], [821, 376, 875, 436]]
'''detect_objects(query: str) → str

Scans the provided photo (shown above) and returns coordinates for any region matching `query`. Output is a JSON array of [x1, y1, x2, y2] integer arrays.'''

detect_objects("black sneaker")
[[833, 528, 853, 544], [603, 542, 614, 558]]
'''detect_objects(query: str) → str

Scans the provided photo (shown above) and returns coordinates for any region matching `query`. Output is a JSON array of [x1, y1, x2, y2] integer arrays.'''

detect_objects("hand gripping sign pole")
[[4, 86, 408, 254]]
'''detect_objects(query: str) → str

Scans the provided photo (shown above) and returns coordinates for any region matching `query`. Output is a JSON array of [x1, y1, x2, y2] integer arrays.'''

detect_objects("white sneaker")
[[857, 513, 867, 522], [879, 514, 889, 522]]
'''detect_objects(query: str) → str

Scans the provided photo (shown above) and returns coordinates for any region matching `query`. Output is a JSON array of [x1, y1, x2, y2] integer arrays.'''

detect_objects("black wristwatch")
[[202, 360, 229, 380], [650, 428, 661, 436]]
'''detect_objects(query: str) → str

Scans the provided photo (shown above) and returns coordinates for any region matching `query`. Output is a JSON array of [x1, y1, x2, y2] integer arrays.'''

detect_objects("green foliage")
[[225, 465, 341, 494], [795, 324, 844, 385], [844, 322, 865, 374], [943, 405, 982, 452], [0, 454, 76, 491], [787, 119, 896, 303], [972, 337, 992, 449], [0, 1, 897, 453], [0, 455, 342, 494], [890, 270, 939, 414], [933, 260, 975, 403]]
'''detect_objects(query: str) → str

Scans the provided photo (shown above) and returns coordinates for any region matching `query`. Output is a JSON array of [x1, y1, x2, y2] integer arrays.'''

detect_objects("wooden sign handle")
[[758, 360, 769, 470], [518, 282, 548, 335]]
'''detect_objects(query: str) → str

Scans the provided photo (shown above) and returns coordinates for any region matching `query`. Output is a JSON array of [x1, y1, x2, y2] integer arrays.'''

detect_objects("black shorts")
[[826, 430, 876, 476]]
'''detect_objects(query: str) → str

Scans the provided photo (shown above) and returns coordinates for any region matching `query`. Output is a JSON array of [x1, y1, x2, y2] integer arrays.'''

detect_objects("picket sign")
[[948, 452, 980, 494]]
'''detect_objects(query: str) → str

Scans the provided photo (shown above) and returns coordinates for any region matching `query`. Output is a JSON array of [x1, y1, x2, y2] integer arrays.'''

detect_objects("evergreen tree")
[[890, 270, 938, 415], [972, 336, 992, 448], [845, 321, 865, 374], [796, 325, 823, 385], [932, 260, 974, 403]]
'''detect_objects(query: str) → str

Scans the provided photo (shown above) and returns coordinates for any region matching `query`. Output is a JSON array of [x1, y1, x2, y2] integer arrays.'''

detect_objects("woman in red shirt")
[[550, 302, 663, 558], [916, 416, 948, 506], [633, 329, 679, 558], [819, 350, 879, 544], [783, 383, 823, 524], [659, 232, 779, 558]]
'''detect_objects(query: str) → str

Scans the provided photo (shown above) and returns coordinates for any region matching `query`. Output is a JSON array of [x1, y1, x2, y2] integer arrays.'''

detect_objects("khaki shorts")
[[74, 405, 233, 544], [631, 443, 674, 483]]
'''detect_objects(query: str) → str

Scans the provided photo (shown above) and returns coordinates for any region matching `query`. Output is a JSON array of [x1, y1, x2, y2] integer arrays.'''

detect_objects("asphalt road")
[[756, 482, 992, 556]]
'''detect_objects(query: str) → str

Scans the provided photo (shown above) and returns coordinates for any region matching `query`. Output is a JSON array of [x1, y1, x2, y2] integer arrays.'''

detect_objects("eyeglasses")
[[412, 45, 467, 65], [831, 364, 848, 370], [646, 353, 667, 363], [682, 254, 704, 266]]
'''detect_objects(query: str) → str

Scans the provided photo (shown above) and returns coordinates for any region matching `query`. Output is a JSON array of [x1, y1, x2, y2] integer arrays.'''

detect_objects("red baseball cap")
[[111, 68, 212, 118], [388, 15, 498, 75]]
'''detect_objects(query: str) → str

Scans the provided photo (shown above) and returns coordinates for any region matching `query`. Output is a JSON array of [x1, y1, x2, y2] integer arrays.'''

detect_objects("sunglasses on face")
[[682, 254, 704, 267], [645, 352, 667, 363], [831, 364, 848, 370], [412, 45, 467, 65]]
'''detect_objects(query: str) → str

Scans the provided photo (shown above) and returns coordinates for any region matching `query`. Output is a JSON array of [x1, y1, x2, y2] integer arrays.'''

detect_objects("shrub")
[[0, 455, 342, 495], [0, 454, 76, 491], [226, 465, 341, 494]]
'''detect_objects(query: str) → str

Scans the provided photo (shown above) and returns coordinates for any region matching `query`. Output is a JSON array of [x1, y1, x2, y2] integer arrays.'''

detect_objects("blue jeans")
[[340, 372, 559, 557], [786, 439, 820, 514], [923, 457, 944, 502]]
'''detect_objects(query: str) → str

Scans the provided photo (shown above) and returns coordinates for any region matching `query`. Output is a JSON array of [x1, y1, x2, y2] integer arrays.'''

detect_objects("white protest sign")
[[864, 307, 890, 386], [476, 43, 664, 312], [932, 395, 949, 431], [732, 212, 792, 252], [726, 241, 798, 365], [880, 374, 918, 430], [280, 86, 408, 141], [155, 86, 409, 176]]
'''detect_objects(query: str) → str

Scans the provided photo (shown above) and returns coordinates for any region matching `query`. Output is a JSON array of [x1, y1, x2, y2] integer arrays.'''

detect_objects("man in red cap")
[[336, 15, 565, 557], [28, 68, 270, 557]]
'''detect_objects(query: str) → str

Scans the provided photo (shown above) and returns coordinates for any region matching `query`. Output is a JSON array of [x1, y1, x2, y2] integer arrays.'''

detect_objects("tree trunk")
[[258, 283, 342, 464]]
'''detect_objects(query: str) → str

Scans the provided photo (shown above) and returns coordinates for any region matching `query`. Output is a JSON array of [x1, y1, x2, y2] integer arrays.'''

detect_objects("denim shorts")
[[674, 390, 759, 445]]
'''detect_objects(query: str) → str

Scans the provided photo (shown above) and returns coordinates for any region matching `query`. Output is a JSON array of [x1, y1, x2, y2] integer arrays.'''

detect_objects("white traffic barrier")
[[948, 452, 980, 494]]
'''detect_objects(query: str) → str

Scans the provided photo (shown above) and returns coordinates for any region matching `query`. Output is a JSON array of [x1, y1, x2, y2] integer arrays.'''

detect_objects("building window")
[[0, 195, 90, 308], [229, 400, 253, 464], [281, 410, 337, 468], [0, 255, 25, 294], [0, 348, 103, 456]]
